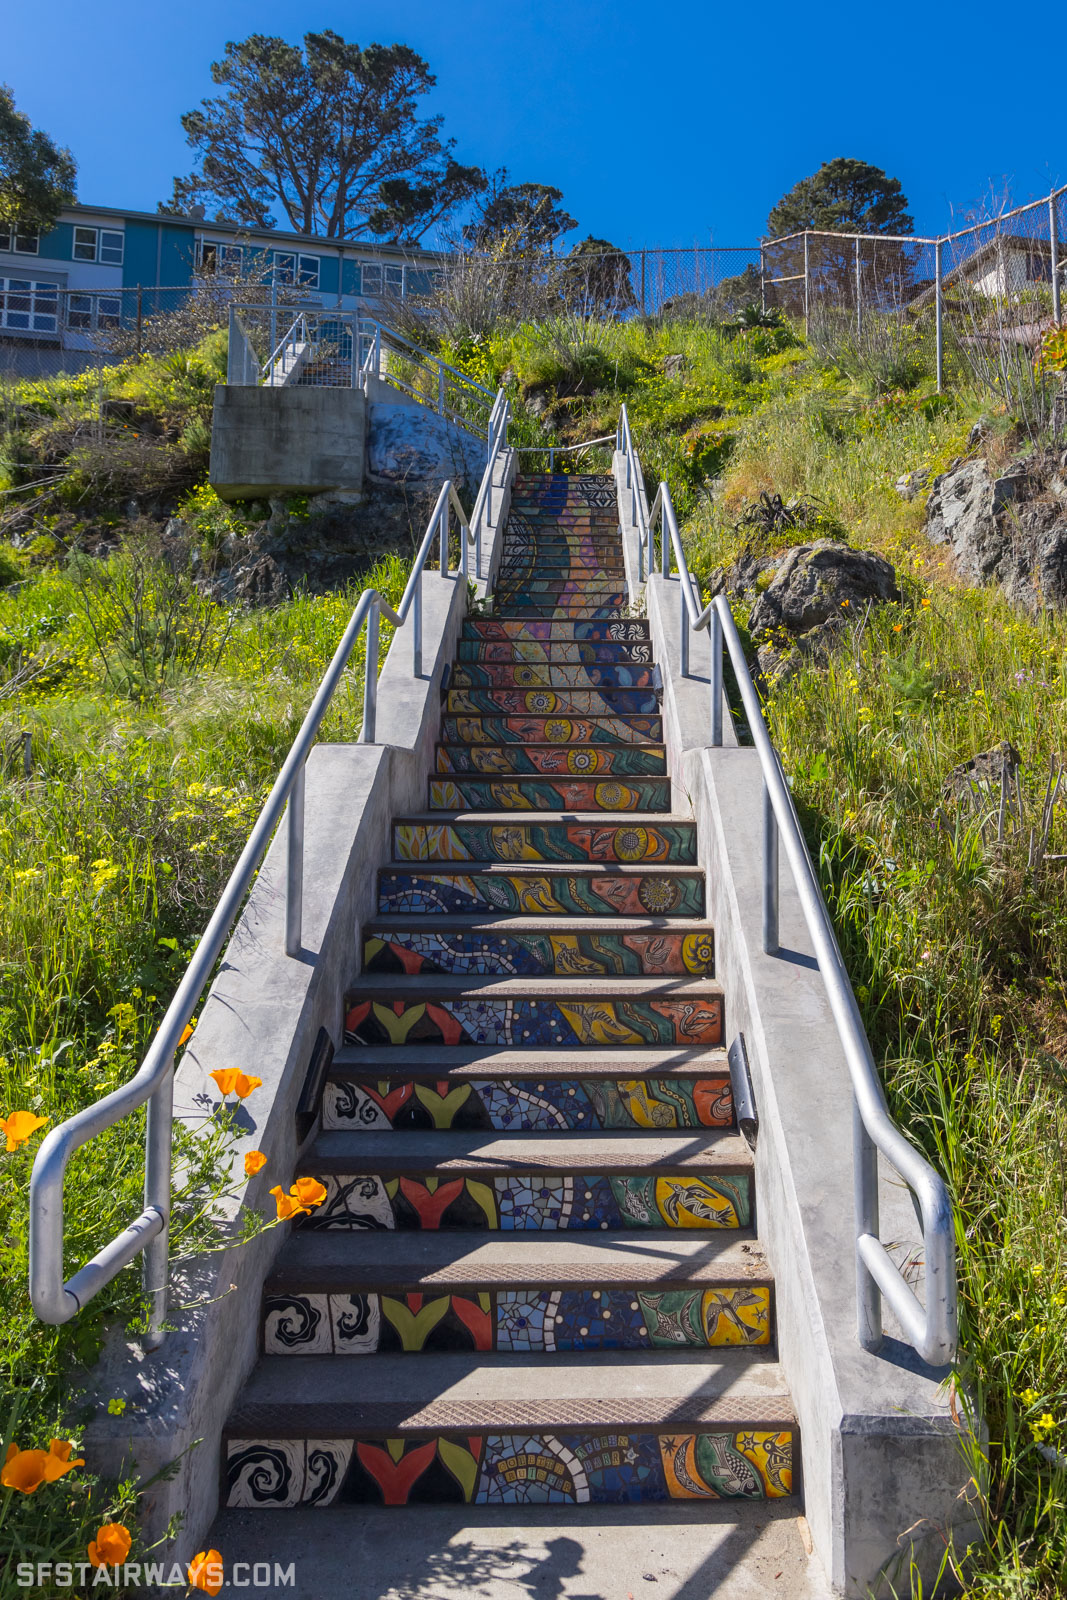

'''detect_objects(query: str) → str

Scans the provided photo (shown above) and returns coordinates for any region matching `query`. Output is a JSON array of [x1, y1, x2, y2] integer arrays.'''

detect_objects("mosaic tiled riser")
[[322, 1076, 732, 1131], [263, 1285, 771, 1356], [362, 929, 713, 978], [297, 1172, 751, 1231], [224, 1429, 793, 1507], [435, 745, 665, 777], [393, 821, 694, 864], [463, 622, 649, 643], [440, 715, 660, 746], [457, 645, 650, 667], [446, 690, 661, 716], [377, 871, 705, 917], [451, 664, 651, 690], [343, 996, 722, 1048], [427, 778, 671, 813]]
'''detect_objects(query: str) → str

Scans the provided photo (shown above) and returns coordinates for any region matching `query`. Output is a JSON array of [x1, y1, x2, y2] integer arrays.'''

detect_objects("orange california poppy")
[[188, 1550, 224, 1595], [1, 1111, 49, 1152], [88, 1523, 132, 1567], [2, 1439, 84, 1493], [244, 1150, 267, 1177], [290, 1176, 327, 1209]]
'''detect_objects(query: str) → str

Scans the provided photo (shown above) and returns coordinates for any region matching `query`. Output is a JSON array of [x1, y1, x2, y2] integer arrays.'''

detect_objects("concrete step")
[[457, 641, 649, 664], [445, 687, 660, 717], [221, 1350, 794, 1507], [324, 1040, 730, 1130], [377, 861, 705, 918], [427, 775, 671, 812], [261, 1233, 772, 1356], [342, 973, 724, 1049], [391, 815, 696, 864], [493, 584, 629, 601], [462, 618, 650, 641], [441, 713, 663, 746], [203, 1502, 831, 1600], [435, 743, 667, 777], [363, 913, 713, 979], [294, 1129, 751, 1232], [451, 662, 658, 691], [485, 606, 632, 620]]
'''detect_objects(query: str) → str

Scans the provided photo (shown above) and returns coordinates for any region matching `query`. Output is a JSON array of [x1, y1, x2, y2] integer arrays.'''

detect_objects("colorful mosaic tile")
[[427, 777, 671, 812], [343, 994, 722, 1048], [462, 620, 650, 643], [376, 869, 705, 918], [435, 744, 665, 777], [446, 688, 660, 716], [440, 714, 661, 746], [451, 662, 655, 691], [225, 1428, 793, 1506], [322, 1075, 731, 1132], [392, 820, 694, 864], [458, 644, 649, 666], [362, 926, 712, 978]]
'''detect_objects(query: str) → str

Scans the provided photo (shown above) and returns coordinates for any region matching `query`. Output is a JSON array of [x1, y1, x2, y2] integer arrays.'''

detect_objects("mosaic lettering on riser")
[[392, 821, 695, 864], [376, 870, 705, 917], [225, 1428, 792, 1508], [342, 994, 722, 1048], [295, 1172, 750, 1232], [262, 1285, 770, 1356], [323, 1075, 731, 1131]]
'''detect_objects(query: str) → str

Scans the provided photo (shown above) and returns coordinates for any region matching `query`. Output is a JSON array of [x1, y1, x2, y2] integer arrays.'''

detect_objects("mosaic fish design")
[[322, 1074, 731, 1131], [224, 1428, 792, 1506]]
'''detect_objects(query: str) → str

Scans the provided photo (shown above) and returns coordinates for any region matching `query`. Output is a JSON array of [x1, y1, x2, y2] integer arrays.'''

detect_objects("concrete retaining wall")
[[614, 452, 979, 1597], [211, 384, 367, 500]]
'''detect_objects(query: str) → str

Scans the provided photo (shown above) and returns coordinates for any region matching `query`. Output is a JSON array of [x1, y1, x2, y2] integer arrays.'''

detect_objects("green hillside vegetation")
[[1, 311, 1065, 1595]]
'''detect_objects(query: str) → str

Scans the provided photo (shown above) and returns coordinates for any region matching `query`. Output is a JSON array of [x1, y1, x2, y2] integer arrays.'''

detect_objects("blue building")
[[0, 202, 442, 369]]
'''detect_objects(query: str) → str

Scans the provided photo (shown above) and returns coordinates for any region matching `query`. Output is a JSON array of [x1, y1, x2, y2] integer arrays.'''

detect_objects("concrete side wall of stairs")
[[615, 453, 979, 1597], [79, 453, 517, 1557]]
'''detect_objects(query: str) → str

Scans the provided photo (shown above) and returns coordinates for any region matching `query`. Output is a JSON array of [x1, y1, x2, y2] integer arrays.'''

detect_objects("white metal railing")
[[229, 304, 495, 436], [511, 435, 616, 472], [615, 404, 957, 1368], [28, 394, 512, 1342]]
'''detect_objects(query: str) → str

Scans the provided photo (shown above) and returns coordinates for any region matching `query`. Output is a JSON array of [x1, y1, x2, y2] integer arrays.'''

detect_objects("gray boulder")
[[745, 540, 898, 679], [366, 401, 485, 490], [924, 449, 1067, 611]]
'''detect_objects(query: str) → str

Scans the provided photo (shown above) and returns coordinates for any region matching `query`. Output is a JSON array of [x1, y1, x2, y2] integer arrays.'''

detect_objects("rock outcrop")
[[924, 448, 1067, 612]]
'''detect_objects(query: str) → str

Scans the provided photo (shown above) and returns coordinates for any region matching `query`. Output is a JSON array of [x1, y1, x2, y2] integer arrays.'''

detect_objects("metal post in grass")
[[1051, 191, 1062, 327], [640, 251, 646, 316], [803, 234, 810, 337], [135, 285, 143, 356], [760, 244, 766, 314], [854, 238, 862, 337], [935, 240, 944, 395]]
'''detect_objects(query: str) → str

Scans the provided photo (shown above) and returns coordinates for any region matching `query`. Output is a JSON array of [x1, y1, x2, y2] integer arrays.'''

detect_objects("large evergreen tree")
[[164, 32, 486, 242], [766, 158, 913, 240], [0, 85, 76, 232]]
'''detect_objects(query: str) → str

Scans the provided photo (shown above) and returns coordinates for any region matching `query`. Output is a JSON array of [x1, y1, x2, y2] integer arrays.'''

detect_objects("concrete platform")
[[203, 1502, 834, 1599]]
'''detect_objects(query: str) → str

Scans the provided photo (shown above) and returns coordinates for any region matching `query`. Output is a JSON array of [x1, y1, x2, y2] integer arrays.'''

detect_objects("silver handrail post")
[[285, 763, 305, 956], [680, 582, 690, 677], [855, 1100, 882, 1350], [439, 498, 449, 575], [762, 779, 779, 954], [413, 573, 423, 677], [143, 1064, 174, 1348], [710, 609, 723, 746], [660, 510, 669, 579], [360, 598, 380, 743]]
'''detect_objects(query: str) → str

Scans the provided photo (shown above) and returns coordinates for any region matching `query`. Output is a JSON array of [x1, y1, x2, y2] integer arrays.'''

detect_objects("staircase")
[[218, 473, 798, 1516]]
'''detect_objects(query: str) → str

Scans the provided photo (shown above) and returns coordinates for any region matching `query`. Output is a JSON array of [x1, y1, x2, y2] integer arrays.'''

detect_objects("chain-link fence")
[[762, 186, 1065, 405]]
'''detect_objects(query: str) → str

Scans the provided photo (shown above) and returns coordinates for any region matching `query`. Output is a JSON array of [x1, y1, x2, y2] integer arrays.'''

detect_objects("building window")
[[0, 277, 59, 333], [72, 226, 124, 265], [1, 226, 40, 255], [273, 251, 320, 289], [198, 240, 245, 274], [68, 292, 122, 331], [359, 261, 404, 297]]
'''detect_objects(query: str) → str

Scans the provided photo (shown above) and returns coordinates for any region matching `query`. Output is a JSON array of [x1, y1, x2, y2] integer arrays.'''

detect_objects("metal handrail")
[[614, 404, 957, 1368], [28, 397, 511, 1342], [512, 435, 615, 472]]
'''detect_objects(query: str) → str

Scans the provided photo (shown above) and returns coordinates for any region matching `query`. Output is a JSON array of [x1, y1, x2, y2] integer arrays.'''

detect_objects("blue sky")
[[5, 0, 1064, 245]]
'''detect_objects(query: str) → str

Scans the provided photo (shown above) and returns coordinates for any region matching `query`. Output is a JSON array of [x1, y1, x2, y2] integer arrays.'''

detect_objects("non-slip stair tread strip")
[[330, 1043, 729, 1072], [381, 861, 701, 877], [266, 1231, 770, 1293], [301, 1130, 752, 1173], [365, 916, 712, 937], [345, 975, 722, 1001], [392, 813, 695, 827]]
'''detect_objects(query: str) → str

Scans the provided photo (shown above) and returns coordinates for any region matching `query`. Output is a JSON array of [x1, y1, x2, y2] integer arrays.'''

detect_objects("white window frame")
[[72, 226, 124, 266], [0, 276, 60, 334], [1, 226, 40, 256], [197, 239, 245, 274], [359, 260, 404, 297], [67, 291, 122, 332], [273, 250, 320, 289]]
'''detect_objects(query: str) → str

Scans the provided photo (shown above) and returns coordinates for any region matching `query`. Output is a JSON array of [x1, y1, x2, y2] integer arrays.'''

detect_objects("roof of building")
[[63, 201, 443, 260]]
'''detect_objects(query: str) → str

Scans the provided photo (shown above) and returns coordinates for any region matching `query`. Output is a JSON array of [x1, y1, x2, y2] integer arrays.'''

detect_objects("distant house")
[[908, 233, 1063, 309], [0, 202, 443, 370]]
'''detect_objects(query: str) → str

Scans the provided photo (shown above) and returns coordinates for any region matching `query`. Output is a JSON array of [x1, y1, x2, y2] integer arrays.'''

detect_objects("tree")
[[766, 158, 914, 240], [164, 32, 486, 242], [561, 237, 636, 317], [0, 85, 76, 232], [466, 174, 576, 254]]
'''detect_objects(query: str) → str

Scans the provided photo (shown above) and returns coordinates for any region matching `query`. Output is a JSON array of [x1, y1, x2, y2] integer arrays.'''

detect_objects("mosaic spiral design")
[[428, 777, 671, 812], [377, 869, 705, 917], [446, 688, 660, 716], [393, 820, 694, 864], [364, 927, 712, 978], [440, 715, 661, 747]]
